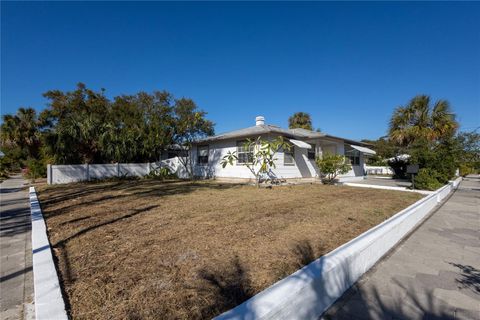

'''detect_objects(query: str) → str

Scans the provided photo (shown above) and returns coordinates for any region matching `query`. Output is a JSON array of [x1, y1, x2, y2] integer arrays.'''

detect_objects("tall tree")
[[173, 98, 214, 178], [455, 131, 480, 171], [288, 112, 313, 130], [1, 107, 41, 159], [40, 83, 110, 164], [388, 95, 458, 147]]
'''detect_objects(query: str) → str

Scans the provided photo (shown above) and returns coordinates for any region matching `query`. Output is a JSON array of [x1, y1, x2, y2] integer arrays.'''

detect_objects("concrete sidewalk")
[[0, 175, 34, 320], [323, 175, 480, 320]]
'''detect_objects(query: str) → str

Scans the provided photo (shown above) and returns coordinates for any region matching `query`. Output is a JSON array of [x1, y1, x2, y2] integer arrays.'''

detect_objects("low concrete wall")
[[89, 163, 117, 180], [365, 166, 394, 175], [47, 158, 189, 184], [337, 175, 365, 183], [29, 187, 68, 320], [215, 177, 462, 320]]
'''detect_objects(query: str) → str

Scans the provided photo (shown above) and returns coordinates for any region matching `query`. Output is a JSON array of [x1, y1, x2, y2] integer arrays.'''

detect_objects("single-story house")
[[190, 116, 376, 182]]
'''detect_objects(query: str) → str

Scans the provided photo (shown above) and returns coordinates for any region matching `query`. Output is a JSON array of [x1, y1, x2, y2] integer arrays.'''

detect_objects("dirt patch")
[[37, 180, 422, 319]]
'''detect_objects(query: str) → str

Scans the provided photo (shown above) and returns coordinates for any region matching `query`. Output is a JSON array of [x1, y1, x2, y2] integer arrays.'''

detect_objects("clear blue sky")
[[1, 1, 479, 140]]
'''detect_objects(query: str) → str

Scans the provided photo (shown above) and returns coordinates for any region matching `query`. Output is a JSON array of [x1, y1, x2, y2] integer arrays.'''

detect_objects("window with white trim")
[[236, 141, 254, 164], [197, 145, 209, 165]]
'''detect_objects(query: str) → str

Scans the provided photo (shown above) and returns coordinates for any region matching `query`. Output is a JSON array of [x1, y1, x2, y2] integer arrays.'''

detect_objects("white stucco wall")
[[192, 136, 367, 180], [89, 164, 118, 180], [192, 136, 319, 180]]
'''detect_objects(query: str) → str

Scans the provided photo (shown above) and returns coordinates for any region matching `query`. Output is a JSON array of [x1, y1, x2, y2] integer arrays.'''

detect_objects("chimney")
[[255, 116, 265, 126]]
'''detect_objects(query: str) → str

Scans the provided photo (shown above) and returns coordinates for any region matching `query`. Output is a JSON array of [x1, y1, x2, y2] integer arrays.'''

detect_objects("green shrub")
[[414, 168, 443, 190], [25, 158, 47, 181], [459, 164, 474, 177], [315, 153, 351, 184], [409, 139, 458, 184], [147, 167, 177, 180]]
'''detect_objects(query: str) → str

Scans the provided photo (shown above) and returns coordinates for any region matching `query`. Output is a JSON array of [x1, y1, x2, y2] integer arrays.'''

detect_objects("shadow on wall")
[[193, 147, 222, 179], [352, 165, 364, 177], [296, 149, 314, 178]]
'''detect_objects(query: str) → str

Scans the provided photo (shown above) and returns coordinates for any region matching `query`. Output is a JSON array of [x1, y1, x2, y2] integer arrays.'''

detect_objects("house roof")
[[200, 124, 299, 142], [197, 122, 371, 147]]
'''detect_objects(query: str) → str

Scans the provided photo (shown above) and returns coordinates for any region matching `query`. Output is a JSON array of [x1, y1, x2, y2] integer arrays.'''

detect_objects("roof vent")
[[255, 116, 265, 126]]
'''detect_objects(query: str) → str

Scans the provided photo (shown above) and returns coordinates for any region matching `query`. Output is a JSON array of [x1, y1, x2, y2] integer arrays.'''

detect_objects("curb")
[[29, 186, 68, 320]]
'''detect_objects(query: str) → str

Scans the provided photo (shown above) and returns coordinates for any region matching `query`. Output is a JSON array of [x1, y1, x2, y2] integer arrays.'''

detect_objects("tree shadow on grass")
[[196, 256, 255, 318], [49, 204, 159, 316], [195, 240, 328, 318], [274, 239, 327, 281], [40, 180, 239, 220]]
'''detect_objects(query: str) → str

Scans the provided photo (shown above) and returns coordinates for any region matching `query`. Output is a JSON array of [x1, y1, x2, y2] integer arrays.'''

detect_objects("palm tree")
[[288, 112, 313, 130], [388, 95, 458, 147], [1, 108, 41, 158]]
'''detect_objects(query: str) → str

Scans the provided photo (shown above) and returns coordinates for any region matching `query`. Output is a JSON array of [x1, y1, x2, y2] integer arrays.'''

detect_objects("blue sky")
[[1, 1, 479, 140]]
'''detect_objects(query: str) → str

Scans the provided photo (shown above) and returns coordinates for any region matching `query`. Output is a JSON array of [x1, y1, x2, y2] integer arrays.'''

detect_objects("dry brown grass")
[[37, 179, 422, 319]]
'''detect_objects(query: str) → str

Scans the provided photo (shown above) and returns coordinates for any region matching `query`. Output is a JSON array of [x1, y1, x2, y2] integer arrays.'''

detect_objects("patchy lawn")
[[37, 180, 422, 319]]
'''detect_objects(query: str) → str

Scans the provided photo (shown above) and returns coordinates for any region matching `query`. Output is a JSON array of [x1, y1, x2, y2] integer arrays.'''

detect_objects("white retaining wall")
[[29, 187, 68, 320], [47, 158, 188, 184], [215, 177, 462, 320], [365, 166, 394, 175]]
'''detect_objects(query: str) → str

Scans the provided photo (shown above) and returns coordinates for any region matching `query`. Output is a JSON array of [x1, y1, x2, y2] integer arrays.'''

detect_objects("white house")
[[190, 116, 376, 182]]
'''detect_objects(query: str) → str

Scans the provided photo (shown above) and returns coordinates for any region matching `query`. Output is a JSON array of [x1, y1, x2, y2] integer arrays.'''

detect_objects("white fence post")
[[47, 164, 52, 185]]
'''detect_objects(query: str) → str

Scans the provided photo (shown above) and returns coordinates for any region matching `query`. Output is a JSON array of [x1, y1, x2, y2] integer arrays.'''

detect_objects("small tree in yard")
[[315, 152, 351, 184], [220, 137, 290, 188]]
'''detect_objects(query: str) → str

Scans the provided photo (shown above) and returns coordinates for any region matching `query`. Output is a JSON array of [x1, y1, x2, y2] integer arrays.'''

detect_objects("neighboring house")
[[188, 116, 376, 182]]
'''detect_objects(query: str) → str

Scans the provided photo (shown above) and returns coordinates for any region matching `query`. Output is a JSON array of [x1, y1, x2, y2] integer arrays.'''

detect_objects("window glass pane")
[[285, 153, 294, 164], [284, 144, 295, 165], [237, 140, 254, 164], [308, 144, 316, 160], [198, 147, 208, 156], [197, 145, 208, 164]]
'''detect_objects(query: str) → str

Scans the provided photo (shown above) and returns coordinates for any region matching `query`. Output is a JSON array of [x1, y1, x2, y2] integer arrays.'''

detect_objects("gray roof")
[[200, 124, 301, 142], [197, 124, 371, 147]]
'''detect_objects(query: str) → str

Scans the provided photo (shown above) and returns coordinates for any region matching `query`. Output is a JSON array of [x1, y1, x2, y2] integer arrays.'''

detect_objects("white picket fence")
[[47, 157, 189, 184]]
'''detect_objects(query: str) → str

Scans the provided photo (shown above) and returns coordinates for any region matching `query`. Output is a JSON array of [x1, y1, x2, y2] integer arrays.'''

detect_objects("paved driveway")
[[0, 175, 34, 320], [323, 175, 480, 319], [353, 176, 412, 188]]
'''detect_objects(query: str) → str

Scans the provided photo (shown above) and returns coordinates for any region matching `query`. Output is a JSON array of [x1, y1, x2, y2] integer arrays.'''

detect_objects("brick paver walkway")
[[323, 175, 480, 320]]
